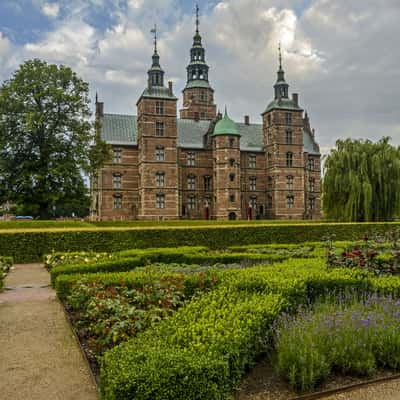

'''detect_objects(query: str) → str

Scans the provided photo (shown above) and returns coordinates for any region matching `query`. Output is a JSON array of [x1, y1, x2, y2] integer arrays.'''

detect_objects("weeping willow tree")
[[323, 137, 400, 221]]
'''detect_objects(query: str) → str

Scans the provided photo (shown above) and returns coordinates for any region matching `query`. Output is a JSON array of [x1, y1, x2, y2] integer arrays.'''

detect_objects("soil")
[[0, 263, 99, 400], [234, 356, 400, 400]]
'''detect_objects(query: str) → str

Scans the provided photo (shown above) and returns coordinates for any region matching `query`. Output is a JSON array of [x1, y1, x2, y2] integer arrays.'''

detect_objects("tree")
[[323, 137, 400, 221], [0, 59, 109, 218]]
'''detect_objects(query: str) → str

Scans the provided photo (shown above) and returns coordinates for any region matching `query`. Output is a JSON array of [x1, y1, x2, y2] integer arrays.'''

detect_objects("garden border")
[[290, 372, 400, 399]]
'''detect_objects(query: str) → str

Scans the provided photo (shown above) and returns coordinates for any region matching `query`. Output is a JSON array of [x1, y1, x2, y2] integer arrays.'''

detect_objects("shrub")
[[1, 222, 400, 263], [275, 295, 400, 391], [98, 257, 400, 399], [0, 256, 13, 290], [65, 271, 219, 357], [100, 290, 286, 400], [50, 248, 290, 285]]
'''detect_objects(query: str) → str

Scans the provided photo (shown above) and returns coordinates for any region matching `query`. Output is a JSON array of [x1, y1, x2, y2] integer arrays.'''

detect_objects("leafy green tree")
[[0, 59, 109, 218], [323, 137, 400, 221]]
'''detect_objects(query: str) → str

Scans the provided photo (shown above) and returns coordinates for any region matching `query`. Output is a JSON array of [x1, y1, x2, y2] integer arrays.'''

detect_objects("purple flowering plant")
[[273, 294, 400, 392]]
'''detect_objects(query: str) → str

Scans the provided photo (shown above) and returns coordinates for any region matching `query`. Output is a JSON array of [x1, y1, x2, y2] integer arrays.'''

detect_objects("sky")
[[0, 0, 399, 158]]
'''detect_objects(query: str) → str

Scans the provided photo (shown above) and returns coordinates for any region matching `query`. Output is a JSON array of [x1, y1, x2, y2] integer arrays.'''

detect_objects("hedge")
[[0, 222, 399, 263], [50, 250, 289, 286], [99, 259, 400, 400]]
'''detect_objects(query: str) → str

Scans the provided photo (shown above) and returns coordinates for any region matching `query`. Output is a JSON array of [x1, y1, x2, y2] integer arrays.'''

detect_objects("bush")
[[100, 290, 286, 400], [275, 295, 400, 391], [50, 248, 290, 285], [98, 257, 400, 399], [65, 271, 219, 357], [0, 256, 13, 290], [1, 222, 400, 263]]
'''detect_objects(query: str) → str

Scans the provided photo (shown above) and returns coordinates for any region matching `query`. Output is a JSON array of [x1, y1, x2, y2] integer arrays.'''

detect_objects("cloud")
[[1, 0, 399, 153], [41, 2, 60, 18]]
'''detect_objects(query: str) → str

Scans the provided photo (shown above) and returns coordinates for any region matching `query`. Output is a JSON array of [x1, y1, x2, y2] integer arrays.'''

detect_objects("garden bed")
[[235, 358, 399, 400]]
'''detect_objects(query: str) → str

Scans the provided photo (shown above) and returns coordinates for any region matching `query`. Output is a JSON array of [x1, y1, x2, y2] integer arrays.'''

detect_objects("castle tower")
[[180, 5, 217, 121], [212, 109, 241, 220], [137, 26, 179, 219], [262, 44, 305, 219]]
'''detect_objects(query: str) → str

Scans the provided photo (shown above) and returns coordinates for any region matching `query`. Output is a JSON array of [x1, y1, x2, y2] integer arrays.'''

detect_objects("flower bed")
[[275, 295, 400, 392]]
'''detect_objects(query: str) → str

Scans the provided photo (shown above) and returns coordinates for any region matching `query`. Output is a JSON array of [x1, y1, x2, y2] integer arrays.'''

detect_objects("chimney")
[[292, 93, 299, 107], [244, 115, 250, 125], [168, 81, 173, 96]]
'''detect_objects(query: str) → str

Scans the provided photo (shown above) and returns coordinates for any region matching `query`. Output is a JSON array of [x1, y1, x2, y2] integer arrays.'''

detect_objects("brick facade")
[[91, 22, 321, 221]]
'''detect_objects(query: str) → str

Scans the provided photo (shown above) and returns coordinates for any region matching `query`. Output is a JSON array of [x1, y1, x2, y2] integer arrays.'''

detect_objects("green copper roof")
[[184, 79, 213, 90], [262, 97, 303, 114], [100, 113, 319, 155], [139, 86, 177, 101], [100, 114, 137, 145], [213, 110, 240, 136]]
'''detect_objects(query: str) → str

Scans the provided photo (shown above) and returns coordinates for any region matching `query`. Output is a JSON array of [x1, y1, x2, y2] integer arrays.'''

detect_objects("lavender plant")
[[274, 295, 400, 391]]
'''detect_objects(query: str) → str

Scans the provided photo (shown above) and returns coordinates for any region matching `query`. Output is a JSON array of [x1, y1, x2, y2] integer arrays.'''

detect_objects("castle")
[[91, 10, 321, 221]]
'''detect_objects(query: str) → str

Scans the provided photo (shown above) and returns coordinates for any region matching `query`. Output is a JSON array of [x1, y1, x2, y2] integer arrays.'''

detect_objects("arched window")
[[229, 173, 235, 182], [229, 158, 235, 167], [286, 152, 293, 167], [113, 194, 122, 209]]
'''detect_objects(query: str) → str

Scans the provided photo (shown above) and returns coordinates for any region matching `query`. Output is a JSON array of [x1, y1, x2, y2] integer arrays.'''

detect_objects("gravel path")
[[0, 264, 99, 400]]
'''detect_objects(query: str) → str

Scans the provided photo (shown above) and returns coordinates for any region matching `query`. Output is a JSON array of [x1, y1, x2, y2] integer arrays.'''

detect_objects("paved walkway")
[[0, 264, 99, 400]]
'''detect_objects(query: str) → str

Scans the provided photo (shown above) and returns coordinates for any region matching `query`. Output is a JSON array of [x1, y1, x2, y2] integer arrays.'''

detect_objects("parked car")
[[15, 216, 34, 220]]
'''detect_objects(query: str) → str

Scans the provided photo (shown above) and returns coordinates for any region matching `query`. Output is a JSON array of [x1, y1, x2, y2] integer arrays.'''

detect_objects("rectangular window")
[[188, 196, 196, 210], [267, 176, 273, 190], [286, 129, 293, 144], [155, 101, 164, 115], [248, 154, 256, 168], [155, 172, 165, 188], [250, 197, 257, 210], [308, 158, 315, 171], [250, 177, 256, 191], [309, 178, 315, 192], [155, 122, 164, 137], [113, 148, 122, 163], [285, 112, 292, 125], [187, 175, 196, 190], [229, 194, 235, 202], [287, 196, 294, 209], [309, 197, 316, 210], [187, 152, 195, 166], [112, 173, 122, 189], [204, 176, 211, 191], [113, 195, 122, 209], [267, 195, 273, 209], [286, 175, 293, 190], [156, 194, 165, 209], [155, 147, 165, 161], [286, 152, 293, 167]]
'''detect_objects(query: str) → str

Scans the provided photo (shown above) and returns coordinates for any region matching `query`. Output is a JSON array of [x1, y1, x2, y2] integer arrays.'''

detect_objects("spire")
[[148, 24, 164, 88], [195, 4, 200, 35], [184, 4, 211, 89], [274, 42, 289, 99]]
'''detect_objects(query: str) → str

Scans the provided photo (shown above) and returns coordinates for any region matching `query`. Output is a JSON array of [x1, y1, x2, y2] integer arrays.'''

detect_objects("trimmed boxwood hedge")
[[99, 261, 400, 400], [50, 250, 289, 286], [1, 222, 399, 263]]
